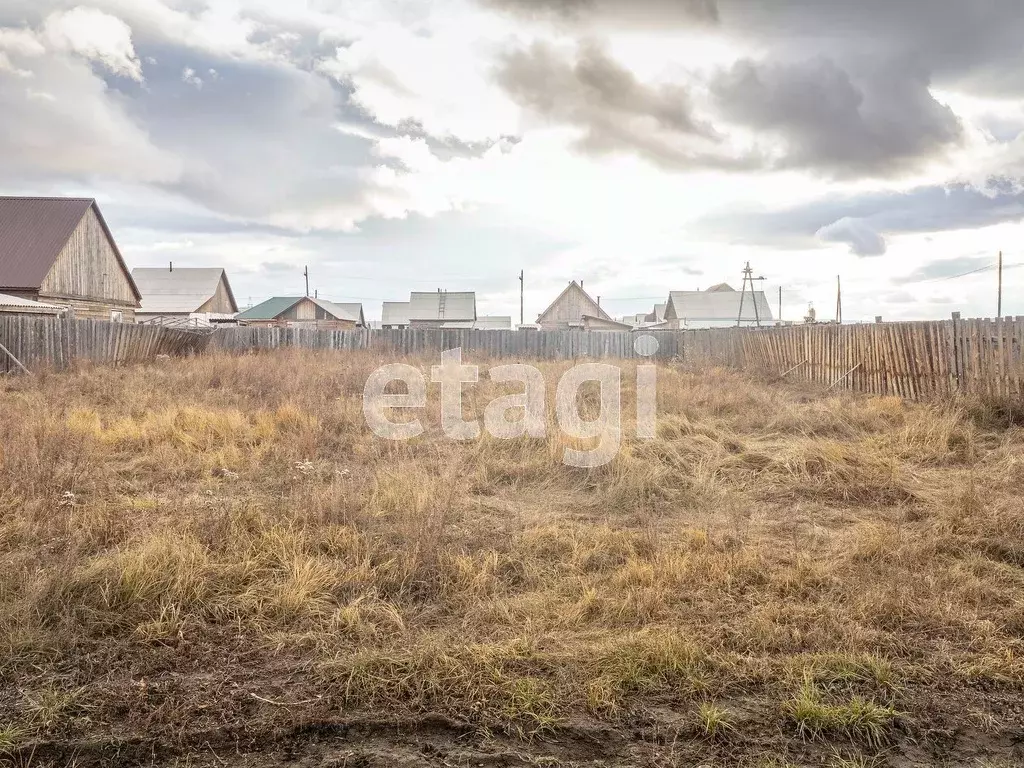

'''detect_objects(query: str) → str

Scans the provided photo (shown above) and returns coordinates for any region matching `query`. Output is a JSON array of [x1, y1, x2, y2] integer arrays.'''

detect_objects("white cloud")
[[0, 51, 31, 78], [181, 66, 202, 88], [0, 28, 46, 57], [318, 9, 520, 142], [43, 7, 144, 81]]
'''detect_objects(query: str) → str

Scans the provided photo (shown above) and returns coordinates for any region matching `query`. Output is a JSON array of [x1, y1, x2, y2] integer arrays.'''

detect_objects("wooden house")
[[132, 266, 238, 325], [536, 281, 632, 331], [0, 197, 140, 321], [235, 296, 362, 328]]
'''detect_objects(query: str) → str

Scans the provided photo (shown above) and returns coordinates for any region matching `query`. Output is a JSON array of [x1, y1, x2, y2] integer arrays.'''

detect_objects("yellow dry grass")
[[0, 349, 1022, 764]]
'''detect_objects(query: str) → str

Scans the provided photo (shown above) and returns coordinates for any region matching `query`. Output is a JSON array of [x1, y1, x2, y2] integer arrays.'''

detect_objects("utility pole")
[[835, 275, 843, 325], [518, 270, 524, 326], [998, 250, 1003, 317], [778, 286, 782, 324], [738, 262, 766, 327], [304, 266, 310, 298]]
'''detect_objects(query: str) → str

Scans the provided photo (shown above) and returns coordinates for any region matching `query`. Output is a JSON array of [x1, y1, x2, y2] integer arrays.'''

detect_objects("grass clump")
[[785, 678, 900, 747], [693, 701, 735, 739]]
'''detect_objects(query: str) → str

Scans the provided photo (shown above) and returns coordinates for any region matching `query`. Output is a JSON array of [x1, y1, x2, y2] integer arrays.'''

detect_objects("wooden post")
[[951, 311, 962, 391], [998, 250, 1003, 318], [519, 269, 524, 326]]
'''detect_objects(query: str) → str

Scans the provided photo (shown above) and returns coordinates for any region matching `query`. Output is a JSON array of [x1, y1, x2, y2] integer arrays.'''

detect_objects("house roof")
[[382, 301, 410, 326], [474, 315, 512, 330], [666, 289, 774, 323], [706, 283, 736, 293], [330, 302, 365, 326], [408, 291, 476, 322], [313, 299, 359, 322], [0, 292, 65, 314], [237, 296, 359, 322], [583, 314, 634, 330], [536, 281, 612, 324], [0, 197, 140, 300], [131, 267, 238, 314]]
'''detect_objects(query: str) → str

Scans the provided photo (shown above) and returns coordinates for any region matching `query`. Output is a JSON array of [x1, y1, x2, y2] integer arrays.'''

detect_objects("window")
[[110, 310, 123, 323]]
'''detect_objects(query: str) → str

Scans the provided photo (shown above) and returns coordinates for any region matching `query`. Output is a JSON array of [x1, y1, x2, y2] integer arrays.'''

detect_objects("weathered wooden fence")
[[0, 315, 211, 373], [680, 316, 1024, 400], [2, 315, 1023, 401], [209, 326, 683, 360]]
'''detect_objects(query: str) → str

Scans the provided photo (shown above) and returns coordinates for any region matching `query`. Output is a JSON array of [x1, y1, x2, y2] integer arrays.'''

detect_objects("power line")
[[917, 261, 1023, 284]]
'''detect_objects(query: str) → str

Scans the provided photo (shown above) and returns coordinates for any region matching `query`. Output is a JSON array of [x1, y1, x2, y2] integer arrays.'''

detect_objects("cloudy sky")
[[2, 0, 1023, 322]]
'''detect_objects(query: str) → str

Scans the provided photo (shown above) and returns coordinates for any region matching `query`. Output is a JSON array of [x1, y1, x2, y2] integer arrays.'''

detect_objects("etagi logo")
[[362, 335, 660, 468]]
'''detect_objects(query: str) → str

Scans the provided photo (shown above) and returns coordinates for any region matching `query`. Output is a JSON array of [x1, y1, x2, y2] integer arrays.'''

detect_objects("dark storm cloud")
[[715, 1, 1024, 97], [815, 217, 887, 257], [495, 40, 756, 170], [691, 183, 1024, 253], [710, 58, 962, 177], [485, 0, 1024, 177], [485, 0, 1024, 95]]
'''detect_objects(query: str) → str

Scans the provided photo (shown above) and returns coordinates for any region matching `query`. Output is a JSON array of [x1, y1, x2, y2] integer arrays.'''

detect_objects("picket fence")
[[1, 314, 1022, 402], [680, 315, 1024, 400]]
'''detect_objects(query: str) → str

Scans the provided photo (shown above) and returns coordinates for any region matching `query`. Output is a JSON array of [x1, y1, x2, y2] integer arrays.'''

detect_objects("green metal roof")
[[235, 296, 303, 320]]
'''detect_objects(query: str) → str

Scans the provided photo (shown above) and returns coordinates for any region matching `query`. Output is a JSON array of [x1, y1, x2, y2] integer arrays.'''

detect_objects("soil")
[[7, 685, 1024, 768]]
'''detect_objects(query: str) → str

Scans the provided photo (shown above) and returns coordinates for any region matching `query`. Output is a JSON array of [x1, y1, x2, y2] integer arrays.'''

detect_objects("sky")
[[2, 0, 1024, 323]]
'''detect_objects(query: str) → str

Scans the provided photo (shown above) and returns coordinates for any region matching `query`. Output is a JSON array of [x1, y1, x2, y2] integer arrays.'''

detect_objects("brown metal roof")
[[0, 197, 141, 301]]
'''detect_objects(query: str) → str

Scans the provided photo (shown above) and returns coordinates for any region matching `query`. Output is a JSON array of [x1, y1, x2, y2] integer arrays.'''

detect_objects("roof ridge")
[[0, 196, 95, 202]]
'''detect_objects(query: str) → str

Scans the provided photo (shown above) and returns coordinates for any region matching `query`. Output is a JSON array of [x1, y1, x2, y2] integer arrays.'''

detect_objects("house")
[[408, 290, 476, 328], [235, 296, 360, 328], [474, 316, 512, 330], [664, 284, 773, 329], [0, 197, 140, 321], [647, 303, 667, 324], [625, 303, 670, 329], [132, 265, 238, 325], [381, 301, 410, 329], [536, 281, 633, 331], [330, 303, 366, 327], [0, 293, 66, 315]]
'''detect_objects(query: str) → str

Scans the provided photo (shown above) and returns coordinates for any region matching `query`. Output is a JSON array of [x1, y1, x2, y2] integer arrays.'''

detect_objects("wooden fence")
[[679, 315, 1024, 400], [2, 315, 1022, 402], [209, 326, 683, 360], [0, 314, 210, 374]]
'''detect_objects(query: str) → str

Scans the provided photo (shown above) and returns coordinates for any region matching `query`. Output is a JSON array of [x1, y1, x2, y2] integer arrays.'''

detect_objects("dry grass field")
[[1, 349, 1023, 767]]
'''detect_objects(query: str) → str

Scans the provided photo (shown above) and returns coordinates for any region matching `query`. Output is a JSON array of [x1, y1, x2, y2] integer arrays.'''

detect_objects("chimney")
[[597, 296, 601, 306]]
